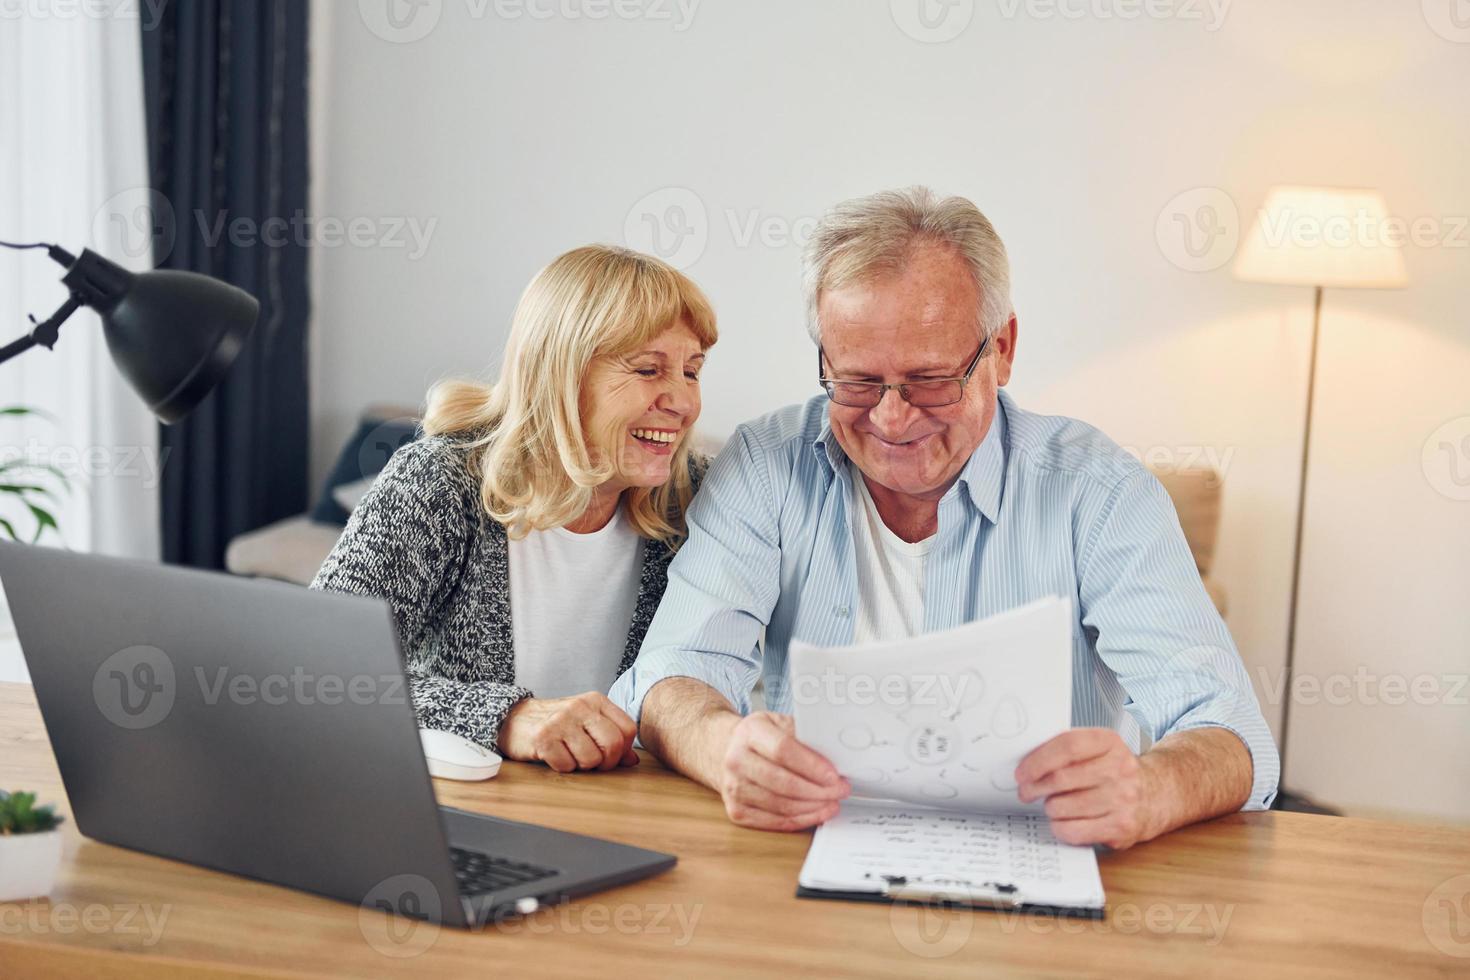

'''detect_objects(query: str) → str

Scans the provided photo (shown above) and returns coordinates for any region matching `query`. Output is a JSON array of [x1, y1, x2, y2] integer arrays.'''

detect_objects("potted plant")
[[0, 790, 66, 901]]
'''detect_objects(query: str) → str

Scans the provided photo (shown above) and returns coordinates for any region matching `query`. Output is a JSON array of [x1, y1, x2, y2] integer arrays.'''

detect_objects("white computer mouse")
[[418, 729, 502, 781]]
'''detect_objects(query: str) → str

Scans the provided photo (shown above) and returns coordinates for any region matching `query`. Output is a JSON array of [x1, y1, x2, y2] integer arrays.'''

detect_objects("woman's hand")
[[498, 692, 640, 772]]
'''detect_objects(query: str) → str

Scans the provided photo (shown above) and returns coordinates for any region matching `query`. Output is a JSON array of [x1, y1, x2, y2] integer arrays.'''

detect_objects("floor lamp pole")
[[1279, 283, 1324, 791]]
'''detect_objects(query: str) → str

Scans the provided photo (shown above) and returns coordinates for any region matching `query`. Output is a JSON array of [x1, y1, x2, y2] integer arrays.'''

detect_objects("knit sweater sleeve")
[[310, 437, 531, 750]]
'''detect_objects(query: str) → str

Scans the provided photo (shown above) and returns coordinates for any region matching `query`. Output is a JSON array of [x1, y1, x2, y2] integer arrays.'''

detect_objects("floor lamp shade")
[[1233, 186, 1408, 289]]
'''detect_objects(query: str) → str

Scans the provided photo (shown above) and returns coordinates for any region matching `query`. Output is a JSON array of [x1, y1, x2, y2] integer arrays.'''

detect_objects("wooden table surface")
[[1, 681, 1468, 978]]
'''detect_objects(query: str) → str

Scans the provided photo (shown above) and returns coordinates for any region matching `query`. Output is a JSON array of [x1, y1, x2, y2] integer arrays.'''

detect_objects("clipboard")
[[797, 872, 1105, 920]]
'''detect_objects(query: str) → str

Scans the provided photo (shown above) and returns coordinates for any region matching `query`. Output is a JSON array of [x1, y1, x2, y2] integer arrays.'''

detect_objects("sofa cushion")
[[224, 515, 347, 586], [309, 413, 419, 526]]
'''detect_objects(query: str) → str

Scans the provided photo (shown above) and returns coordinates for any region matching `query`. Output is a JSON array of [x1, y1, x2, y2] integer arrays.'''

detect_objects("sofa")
[[224, 404, 420, 585]]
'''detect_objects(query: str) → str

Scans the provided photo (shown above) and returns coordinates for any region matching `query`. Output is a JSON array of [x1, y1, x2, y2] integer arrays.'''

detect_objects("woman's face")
[[582, 318, 706, 491]]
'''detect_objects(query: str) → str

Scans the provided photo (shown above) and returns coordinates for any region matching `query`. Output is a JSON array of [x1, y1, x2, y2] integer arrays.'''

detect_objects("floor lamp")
[[1232, 186, 1408, 809]]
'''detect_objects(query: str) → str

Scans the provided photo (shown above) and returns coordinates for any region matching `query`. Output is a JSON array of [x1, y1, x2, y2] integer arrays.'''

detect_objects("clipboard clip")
[[879, 875, 1022, 909]]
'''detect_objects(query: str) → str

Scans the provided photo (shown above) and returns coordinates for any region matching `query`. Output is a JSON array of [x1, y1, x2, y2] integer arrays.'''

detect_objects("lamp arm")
[[0, 293, 86, 368]]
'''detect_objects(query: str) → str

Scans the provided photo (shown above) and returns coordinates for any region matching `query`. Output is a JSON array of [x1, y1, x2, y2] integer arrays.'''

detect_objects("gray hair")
[[802, 186, 1012, 345]]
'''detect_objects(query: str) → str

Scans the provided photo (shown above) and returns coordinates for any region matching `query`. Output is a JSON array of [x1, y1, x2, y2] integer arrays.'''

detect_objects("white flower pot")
[[0, 830, 63, 902]]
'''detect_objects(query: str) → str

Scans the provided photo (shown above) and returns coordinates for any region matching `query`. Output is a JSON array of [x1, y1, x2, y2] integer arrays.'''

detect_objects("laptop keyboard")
[[449, 846, 559, 895]]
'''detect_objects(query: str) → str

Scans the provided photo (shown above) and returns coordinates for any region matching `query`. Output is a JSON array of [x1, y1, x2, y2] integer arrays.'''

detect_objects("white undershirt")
[[508, 504, 644, 699], [851, 472, 935, 643]]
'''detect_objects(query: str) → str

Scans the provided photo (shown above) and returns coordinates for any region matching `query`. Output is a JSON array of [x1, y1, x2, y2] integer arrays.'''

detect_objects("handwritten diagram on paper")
[[790, 596, 1073, 814]]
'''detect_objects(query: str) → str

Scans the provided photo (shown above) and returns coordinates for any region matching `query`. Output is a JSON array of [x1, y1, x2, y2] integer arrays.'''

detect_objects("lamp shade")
[[58, 249, 260, 424], [1233, 185, 1408, 289], [103, 270, 259, 423]]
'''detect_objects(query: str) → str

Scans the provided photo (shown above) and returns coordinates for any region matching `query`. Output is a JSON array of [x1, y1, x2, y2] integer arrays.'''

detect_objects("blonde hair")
[[422, 245, 717, 548], [803, 186, 1012, 344]]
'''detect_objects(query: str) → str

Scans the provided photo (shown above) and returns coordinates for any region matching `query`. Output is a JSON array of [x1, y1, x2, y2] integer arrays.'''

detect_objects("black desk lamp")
[[0, 241, 259, 423]]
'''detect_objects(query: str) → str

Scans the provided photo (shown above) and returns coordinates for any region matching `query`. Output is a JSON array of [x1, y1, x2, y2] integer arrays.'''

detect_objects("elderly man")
[[609, 187, 1278, 847]]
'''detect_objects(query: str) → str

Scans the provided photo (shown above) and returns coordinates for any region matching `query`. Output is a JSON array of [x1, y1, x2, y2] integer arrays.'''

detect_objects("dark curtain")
[[141, 0, 310, 568]]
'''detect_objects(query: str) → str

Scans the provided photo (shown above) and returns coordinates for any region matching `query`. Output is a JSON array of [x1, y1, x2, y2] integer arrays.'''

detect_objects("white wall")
[[311, 0, 1470, 822]]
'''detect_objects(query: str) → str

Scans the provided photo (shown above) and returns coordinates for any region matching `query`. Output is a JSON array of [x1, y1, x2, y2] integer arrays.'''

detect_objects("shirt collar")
[[812, 391, 1009, 524]]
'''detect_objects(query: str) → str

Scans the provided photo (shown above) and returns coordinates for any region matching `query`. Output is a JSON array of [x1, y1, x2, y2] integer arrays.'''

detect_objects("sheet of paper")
[[790, 596, 1072, 814], [799, 800, 1104, 912]]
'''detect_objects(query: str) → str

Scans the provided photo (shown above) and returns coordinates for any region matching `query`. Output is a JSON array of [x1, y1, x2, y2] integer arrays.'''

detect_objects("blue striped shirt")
[[611, 390, 1279, 810]]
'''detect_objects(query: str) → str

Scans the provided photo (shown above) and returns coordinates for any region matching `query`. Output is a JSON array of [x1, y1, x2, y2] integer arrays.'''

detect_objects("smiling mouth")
[[630, 427, 680, 451], [872, 432, 934, 448]]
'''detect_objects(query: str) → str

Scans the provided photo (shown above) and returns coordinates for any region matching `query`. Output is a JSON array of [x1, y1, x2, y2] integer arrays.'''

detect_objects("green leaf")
[[0, 790, 62, 833], [0, 517, 16, 541], [0, 483, 54, 499], [13, 486, 59, 507], [25, 503, 59, 543], [0, 405, 56, 423], [0, 460, 72, 493]]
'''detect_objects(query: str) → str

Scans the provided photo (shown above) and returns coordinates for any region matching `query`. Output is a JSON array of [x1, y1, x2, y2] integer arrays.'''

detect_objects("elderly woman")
[[311, 244, 716, 773]]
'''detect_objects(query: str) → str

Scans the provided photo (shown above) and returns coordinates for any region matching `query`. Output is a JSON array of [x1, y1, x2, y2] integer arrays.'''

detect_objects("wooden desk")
[[1, 682, 1467, 978]]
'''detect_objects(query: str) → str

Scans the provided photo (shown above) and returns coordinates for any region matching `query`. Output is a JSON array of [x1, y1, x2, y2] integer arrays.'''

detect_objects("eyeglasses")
[[818, 336, 990, 409]]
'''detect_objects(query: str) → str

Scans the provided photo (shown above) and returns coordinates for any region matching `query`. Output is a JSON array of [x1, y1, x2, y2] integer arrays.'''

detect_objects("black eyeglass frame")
[[817, 335, 991, 408]]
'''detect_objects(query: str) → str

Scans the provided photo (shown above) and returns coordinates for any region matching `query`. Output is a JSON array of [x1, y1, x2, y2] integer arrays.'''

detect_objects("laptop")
[[0, 541, 675, 928]]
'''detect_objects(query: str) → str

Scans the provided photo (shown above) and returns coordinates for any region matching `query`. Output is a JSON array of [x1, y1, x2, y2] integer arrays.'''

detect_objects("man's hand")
[[716, 712, 851, 832], [498, 693, 640, 773], [1015, 728, 1156, 849], [1015, 726, 1255, 849]]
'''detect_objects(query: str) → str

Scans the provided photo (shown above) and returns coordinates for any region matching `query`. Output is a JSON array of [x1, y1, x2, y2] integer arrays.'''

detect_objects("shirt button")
[[835, 606, 850, 618]]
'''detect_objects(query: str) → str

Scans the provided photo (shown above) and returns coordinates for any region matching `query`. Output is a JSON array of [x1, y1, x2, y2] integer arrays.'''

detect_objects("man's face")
[[818, 243, 1017, 502]]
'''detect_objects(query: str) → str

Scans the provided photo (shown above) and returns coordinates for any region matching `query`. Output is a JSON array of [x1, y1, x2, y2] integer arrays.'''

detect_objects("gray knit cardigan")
[[309, 434, 702, 752]]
